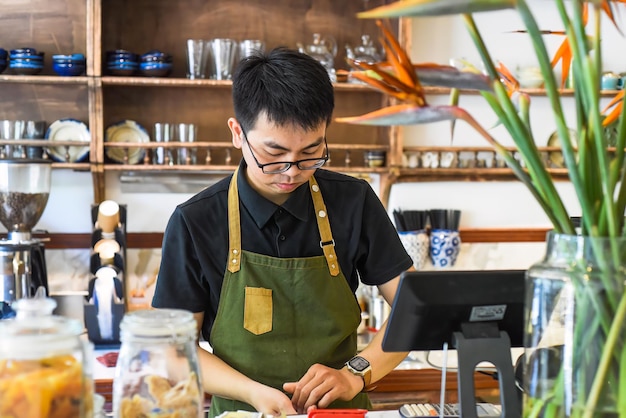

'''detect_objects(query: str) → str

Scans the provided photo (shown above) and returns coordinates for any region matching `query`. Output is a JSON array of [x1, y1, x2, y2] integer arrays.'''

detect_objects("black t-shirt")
[[152, 162, 413, 340]]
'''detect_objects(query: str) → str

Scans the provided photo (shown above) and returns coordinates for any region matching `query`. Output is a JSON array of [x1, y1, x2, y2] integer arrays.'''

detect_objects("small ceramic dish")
[[105, 120, 149, 164], [45, 118, 91, 162], [141, 50, 173, 63], [9, 62, 44, 75], [10, 47, 39, 56], [52, 53, 86, 62], [107, 59, 139, 76], [53, 63, 86, 76], [139, 62, 172, 77], [106, 49, 139, 63], [107, 66, 136, 76]]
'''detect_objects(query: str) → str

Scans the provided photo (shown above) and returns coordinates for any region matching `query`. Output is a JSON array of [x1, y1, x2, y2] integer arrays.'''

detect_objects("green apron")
[[209, 168, 371, 416]]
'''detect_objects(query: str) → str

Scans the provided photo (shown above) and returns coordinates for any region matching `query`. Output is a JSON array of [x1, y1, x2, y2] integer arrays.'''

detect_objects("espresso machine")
[[0, 159, 51, 318]]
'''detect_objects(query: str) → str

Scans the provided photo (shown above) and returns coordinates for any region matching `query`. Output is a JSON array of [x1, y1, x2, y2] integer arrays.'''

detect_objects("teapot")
[[345, 34, 383, 64], [297, 33, 337, 71]]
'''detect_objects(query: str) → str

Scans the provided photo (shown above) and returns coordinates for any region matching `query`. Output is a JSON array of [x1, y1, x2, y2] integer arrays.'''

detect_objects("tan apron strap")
[[309, 176, 340, 277], [227, 168, 242, 273]]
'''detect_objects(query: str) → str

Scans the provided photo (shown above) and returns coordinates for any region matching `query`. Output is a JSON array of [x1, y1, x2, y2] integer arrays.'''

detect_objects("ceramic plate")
[[547, 129, 577, 168], [45, 118, 90, 162], [105, 120, 149, 164]]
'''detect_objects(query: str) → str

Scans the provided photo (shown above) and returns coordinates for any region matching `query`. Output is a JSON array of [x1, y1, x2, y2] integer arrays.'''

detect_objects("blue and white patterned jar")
[[398, 229, 430, 270], [429, 229, 461, 268]]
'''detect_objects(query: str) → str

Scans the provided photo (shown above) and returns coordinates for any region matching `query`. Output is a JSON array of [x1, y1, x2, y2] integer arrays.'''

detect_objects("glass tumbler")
[[113, 309, 203, 418]]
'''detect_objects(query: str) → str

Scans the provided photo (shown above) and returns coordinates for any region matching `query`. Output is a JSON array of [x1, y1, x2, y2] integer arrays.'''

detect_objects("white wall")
[[393, 0, 626, 227]]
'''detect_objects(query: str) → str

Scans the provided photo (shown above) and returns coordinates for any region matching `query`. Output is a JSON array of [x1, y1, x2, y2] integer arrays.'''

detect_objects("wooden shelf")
[[394, 167, 570, 182], [0, 75, 90, 85], [28, 227, 550, 250], [101, 76, 234, 87]]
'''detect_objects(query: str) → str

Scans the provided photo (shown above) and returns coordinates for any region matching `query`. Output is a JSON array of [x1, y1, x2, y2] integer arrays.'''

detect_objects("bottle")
[[0, 294, 93, 418], [113, 309, 204, 417]]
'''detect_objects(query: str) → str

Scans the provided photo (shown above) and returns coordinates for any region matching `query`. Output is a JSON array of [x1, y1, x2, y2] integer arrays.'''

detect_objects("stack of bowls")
[[0, 49, 7, 74], [10, 48, 44, 75], [52, 54, 86, 77], [139, 50, 173, 77], [106, 50, 139, 76]]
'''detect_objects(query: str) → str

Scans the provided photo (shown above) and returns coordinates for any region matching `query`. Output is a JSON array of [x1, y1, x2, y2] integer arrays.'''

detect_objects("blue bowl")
[[52, 53, 86, 62], [10, 57, 44, 65], [107, 66, 135, 76], [53, 62, 85, 76], [10, 63, 43, 75], [0, 49, 7, 60], [140, 62, 172, 77], [106, 50, 139, 62], [141, 50, 173, 63], [10, 47, 38, 55]]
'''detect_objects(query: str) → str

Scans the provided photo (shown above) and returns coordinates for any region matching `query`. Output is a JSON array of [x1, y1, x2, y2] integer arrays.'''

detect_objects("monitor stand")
[[452, 322, 521, 418]]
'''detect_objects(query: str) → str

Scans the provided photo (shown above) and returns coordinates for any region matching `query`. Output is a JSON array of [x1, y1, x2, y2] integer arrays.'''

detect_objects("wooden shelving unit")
[[0, 0, 590, 242]]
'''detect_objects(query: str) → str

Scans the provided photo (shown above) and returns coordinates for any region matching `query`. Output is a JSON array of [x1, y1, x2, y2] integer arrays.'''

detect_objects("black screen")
[[382, 269, 526, 352]]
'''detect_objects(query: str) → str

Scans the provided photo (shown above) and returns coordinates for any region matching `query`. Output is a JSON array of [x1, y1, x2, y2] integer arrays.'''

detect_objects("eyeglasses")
[[241, 128, 329, 174]]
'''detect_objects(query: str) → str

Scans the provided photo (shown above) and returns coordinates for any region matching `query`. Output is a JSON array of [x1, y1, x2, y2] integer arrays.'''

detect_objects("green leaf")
[[335, 104, 463, 125], [416, 66, 493, 90], [357, 0, 516, 18]]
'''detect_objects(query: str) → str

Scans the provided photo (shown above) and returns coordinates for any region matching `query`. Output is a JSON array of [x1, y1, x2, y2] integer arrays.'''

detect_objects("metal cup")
[[185, 39, 210, 79], [0, 120, 25, 158], [208, 38, 238, 80], [153, 123, 173, 165], [24, 120, 47, 159], [176, 123, 197, 165]]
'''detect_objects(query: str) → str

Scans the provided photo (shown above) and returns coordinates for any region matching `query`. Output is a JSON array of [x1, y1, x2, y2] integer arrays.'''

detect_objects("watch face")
[[349, 356, 370, 372]]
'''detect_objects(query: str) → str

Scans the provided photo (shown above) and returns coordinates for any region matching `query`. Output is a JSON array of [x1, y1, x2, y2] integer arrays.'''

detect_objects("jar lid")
[[120, 308, 196, 339], [0, 297, 84, 359]]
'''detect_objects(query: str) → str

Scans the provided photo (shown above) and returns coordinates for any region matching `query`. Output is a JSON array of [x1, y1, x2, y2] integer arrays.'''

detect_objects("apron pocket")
[[244, 287, 273, 335]]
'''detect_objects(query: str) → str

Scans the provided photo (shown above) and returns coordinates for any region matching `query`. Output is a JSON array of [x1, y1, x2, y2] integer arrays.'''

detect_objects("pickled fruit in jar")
[[0, 296, 91, 418], [0, 355, 85, 418]]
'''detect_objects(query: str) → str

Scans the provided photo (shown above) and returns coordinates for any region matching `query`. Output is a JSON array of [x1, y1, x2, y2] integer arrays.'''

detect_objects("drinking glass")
[[208, 38, 238, 80], [185, 39, 210, 79]]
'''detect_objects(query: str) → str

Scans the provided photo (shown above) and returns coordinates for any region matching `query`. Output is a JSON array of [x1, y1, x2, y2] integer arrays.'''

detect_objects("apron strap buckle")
[[320, 239, 335, 248]]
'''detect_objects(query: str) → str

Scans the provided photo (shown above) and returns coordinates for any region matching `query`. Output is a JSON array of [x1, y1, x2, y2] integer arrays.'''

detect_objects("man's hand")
[[248, 385, 298, 416], [283, 364, 364, 414]]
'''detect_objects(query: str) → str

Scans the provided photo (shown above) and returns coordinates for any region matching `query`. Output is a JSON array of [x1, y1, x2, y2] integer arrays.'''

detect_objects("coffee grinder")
[[0, 159, 51, 317]]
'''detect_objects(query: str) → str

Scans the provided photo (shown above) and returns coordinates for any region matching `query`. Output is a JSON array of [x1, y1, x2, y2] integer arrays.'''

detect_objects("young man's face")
[[229, 114, 327, 206]]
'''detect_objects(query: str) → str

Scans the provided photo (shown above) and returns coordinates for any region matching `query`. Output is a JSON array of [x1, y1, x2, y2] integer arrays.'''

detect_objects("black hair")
[[232, 47, 335, 133]]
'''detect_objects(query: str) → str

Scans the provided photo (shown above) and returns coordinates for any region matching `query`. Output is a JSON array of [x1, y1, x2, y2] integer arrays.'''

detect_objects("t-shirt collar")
[[237, 159, 311, 228]]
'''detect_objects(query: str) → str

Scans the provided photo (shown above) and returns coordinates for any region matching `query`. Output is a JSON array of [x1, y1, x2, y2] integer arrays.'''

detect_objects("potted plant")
[[337, 1, 626, 417]]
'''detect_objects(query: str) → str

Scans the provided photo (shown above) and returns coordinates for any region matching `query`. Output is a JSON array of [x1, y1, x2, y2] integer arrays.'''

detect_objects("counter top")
[[94, 350, 502, 414]]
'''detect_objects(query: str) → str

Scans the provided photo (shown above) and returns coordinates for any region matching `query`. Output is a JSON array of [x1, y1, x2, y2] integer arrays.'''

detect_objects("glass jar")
[[0, 296, 93, 418], [113, 309, 203, 418], [523, 232, 626, 417]]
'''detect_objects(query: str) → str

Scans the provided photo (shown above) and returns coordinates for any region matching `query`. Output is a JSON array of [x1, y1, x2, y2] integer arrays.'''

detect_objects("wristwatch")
[[345, 355, 372, 387]]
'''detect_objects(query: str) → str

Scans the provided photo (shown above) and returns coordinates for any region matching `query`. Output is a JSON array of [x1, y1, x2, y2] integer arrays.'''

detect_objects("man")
[[152, 47, 412, 416]]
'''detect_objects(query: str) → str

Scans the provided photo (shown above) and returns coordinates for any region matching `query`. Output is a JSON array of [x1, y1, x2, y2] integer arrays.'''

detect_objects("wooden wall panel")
[[0, 0, 87, 75], [101, 0, 396, 78], [0, 84, 89, 122]]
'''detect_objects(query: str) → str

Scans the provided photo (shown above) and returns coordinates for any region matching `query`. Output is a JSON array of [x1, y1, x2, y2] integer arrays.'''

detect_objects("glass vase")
[[523, 232, 626, 417]]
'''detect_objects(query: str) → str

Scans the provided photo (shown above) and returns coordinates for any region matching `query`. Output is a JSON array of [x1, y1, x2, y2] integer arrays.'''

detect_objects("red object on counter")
[[308, 409, 368, 418], [96, 351, 119, 367]]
